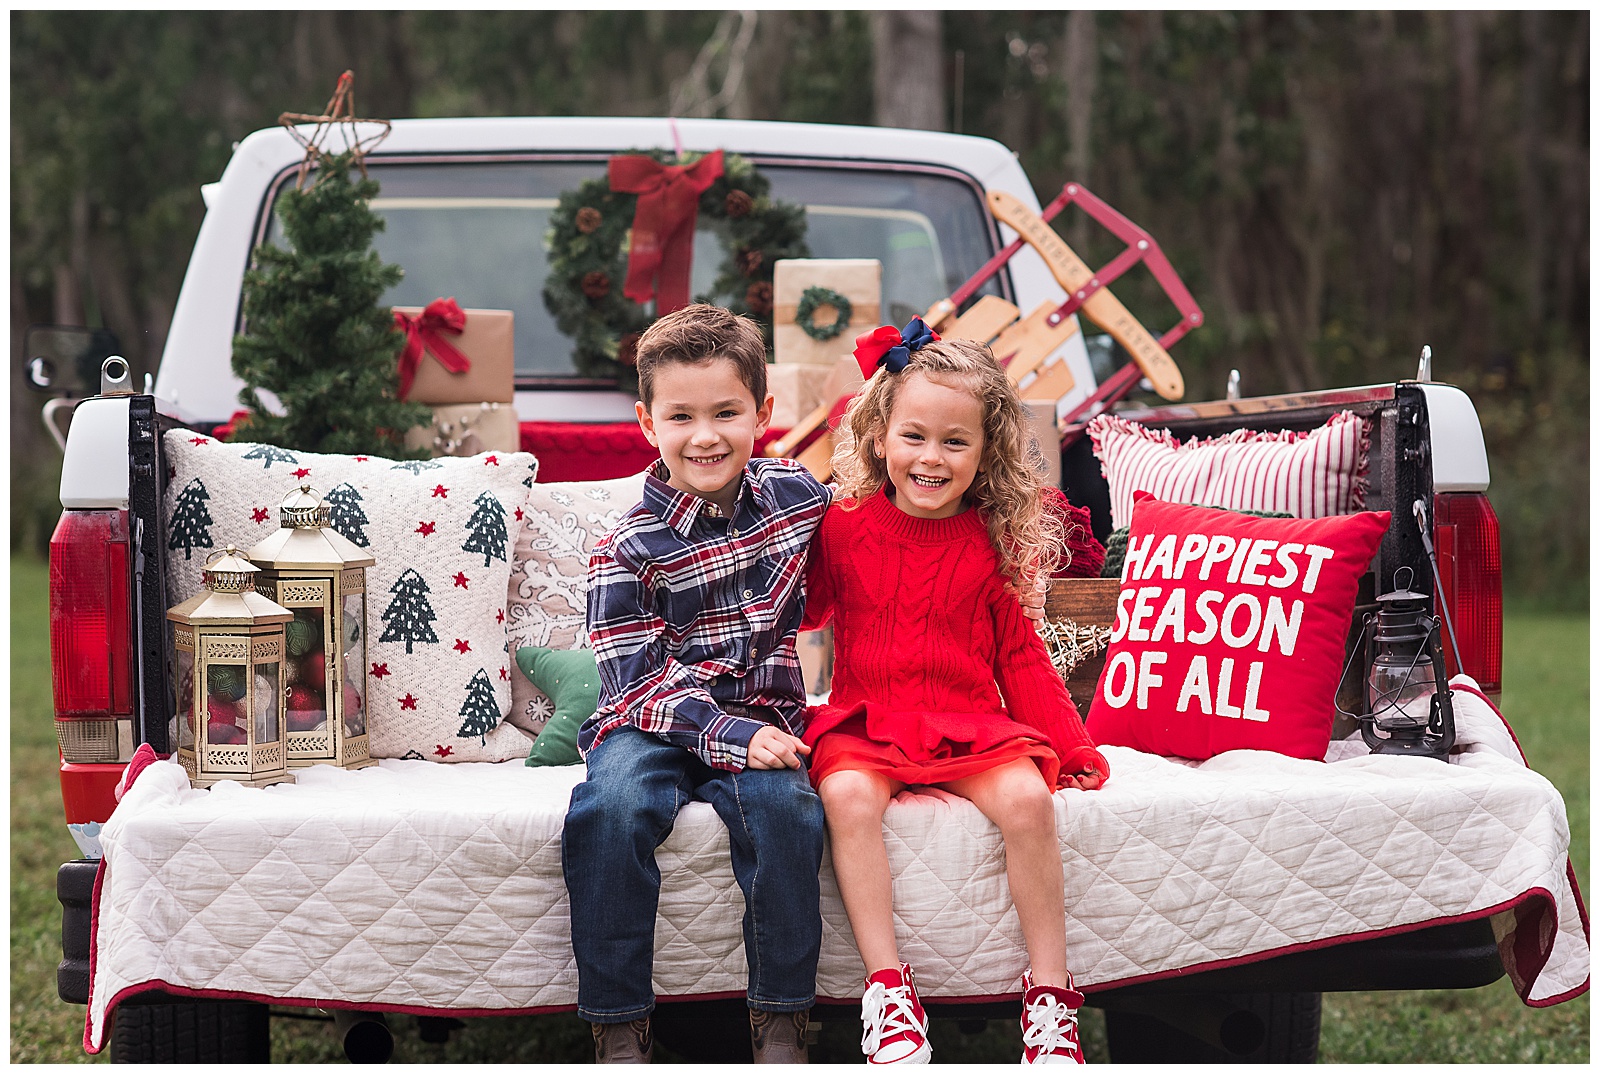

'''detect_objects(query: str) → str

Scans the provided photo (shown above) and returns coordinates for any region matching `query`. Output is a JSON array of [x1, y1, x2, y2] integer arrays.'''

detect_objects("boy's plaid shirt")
[[582, 457, 831, 770]]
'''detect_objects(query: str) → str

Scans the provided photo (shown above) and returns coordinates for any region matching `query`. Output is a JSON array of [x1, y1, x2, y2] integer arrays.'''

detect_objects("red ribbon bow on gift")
[[607, 150, 726, 314], [394, 298, 472, 400]]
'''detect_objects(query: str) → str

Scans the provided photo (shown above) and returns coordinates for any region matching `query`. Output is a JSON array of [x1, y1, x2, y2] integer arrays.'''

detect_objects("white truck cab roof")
[[153, 116, 1079, 424]]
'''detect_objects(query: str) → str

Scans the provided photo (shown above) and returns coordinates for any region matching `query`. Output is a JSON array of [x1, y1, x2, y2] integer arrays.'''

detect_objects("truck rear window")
[[261, 159, 1003, 384]]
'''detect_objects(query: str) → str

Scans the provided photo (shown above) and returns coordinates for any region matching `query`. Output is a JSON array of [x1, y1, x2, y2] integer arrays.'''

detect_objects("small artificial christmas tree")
[[461, 490, 509, 567], [229, 149, 428, 457], [455, 668, 500, 744]]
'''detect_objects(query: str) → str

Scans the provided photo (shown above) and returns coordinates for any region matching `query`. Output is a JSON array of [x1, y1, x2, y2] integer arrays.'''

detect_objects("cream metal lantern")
[[167, 547, 295, 789], [246, 486, 376, 770]]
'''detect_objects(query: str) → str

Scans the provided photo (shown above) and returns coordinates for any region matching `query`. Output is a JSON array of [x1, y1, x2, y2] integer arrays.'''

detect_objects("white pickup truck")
[[38, 116, 1585, 1063]]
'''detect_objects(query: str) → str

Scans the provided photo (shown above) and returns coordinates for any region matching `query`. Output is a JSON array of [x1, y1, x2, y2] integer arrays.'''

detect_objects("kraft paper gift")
[[393, 304, 515, 405]]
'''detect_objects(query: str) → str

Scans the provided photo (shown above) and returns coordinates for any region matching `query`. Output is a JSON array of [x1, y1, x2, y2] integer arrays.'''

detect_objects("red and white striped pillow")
[[1087, 411, 1371, 529]]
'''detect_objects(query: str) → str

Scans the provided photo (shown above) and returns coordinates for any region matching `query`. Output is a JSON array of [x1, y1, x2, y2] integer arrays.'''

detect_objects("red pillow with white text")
[[1084, 493, 1390, 761]]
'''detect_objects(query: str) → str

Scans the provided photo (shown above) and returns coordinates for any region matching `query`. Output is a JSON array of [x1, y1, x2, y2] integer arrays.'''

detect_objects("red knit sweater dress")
[[801, 489, 1108, 790]]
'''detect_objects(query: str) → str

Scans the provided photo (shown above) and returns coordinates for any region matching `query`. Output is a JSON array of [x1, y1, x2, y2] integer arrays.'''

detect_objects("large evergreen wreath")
[[542, 150, 809, 390]]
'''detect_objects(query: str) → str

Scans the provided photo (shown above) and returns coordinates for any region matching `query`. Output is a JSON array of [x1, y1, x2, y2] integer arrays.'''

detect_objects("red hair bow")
[[851, 316, 940, 380]]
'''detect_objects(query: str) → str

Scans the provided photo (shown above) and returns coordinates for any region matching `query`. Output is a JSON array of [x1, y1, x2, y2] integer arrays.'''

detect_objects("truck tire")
[[109, 997, 271, 1063], [1103, 991, 1320, 1063]]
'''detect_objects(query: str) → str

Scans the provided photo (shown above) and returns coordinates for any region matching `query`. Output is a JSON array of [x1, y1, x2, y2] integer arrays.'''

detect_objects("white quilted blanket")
[[84, 677, 1587, 1051]]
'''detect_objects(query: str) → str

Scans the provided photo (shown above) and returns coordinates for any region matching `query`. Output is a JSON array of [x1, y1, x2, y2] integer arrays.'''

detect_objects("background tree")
[[10, 10, 1588, 604]]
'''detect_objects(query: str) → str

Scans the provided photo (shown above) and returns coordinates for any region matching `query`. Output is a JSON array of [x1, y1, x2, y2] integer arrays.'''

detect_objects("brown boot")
[[591, 1017, 653, 1064], [751, 1008, 811, 1064]]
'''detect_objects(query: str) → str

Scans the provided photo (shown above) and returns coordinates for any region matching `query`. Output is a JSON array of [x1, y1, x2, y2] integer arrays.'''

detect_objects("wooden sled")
[[765, 181, 1204, 478]]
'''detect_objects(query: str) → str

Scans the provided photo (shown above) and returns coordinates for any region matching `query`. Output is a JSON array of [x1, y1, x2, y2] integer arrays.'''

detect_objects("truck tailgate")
[[81, 678, 1584, 1052]]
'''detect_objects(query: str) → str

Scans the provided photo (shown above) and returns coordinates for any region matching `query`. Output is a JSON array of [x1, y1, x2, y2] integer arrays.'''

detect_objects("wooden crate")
[[1043, 577, 1121, 713]]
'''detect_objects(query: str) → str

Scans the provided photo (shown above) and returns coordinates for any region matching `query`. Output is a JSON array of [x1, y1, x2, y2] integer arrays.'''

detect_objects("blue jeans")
[[562, 726, 825, 1024]]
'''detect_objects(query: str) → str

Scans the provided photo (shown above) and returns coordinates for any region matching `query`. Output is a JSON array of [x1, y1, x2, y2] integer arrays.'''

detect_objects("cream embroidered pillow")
[[163, 432, 539, 762], [504, 472, 646, 739]]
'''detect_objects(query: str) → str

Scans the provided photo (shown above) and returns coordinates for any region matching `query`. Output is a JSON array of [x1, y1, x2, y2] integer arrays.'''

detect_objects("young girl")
[[803, 322, 1108, 1066]]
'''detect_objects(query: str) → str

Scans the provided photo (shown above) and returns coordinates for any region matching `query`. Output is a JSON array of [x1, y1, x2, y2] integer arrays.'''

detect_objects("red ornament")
[[342, 680, 363, 718], [286, 683, 326, 733], [286, 710, 326, 733], [288, 684, 326, 712], [299, 651, 327, 692], [207, 720, 248, 745], [206, 695, 242, 728]]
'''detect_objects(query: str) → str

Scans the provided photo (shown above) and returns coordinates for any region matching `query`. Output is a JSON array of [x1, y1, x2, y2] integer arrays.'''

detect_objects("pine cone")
[[575, 207, 603, 234], [736, 248, 764, 277], [745, 282, 774, 317], [725, 189, 754, 219], [581, 271, 612, 300], [617, 331, 642, 367]]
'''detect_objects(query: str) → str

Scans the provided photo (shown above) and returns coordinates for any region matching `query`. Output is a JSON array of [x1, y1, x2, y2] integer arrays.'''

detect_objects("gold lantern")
[[246, 486, 376, 770], [167, 547, 295, 788]]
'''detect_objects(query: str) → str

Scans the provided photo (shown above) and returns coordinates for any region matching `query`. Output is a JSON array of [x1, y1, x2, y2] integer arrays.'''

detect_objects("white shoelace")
[[1022, 993, 1080, 1060], [860, 979, 925, 1056]]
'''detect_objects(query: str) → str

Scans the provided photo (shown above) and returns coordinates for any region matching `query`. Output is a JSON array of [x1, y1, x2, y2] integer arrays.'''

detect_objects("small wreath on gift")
[[795, 285, 854, 342], [543, 149, 809, 390]]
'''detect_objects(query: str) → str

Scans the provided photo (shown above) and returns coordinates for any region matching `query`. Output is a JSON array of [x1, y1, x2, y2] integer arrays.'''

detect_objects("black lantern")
[[1356, 567, 1456, 760]]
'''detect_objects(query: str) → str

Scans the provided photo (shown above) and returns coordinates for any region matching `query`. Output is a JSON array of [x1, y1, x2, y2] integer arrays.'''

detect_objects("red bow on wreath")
[[394, 298, 472, 400], [607, 150, 726, 315]]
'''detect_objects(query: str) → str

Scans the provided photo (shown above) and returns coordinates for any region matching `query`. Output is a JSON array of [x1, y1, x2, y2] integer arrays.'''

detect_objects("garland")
[[542, 149, 809, 390], [795, 285, 853, 342], [1040, 617, 1113, 679]]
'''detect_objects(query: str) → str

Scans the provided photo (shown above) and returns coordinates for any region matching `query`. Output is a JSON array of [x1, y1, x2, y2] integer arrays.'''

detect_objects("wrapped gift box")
[[404, 402, 520, 457], [767, 363, 835, 428], [393, 305, 515, 404], [773, 259, 882, 367]]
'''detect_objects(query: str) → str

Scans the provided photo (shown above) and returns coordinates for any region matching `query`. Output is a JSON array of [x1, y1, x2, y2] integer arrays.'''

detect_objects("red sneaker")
[[860, 962, 932, 1064], [1020, 970, 1086, 1064]]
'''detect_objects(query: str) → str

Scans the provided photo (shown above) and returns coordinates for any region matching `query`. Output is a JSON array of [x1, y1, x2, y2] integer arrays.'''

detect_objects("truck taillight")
[[49, 509, 135, 761], [1433, 492, 1502, 696]]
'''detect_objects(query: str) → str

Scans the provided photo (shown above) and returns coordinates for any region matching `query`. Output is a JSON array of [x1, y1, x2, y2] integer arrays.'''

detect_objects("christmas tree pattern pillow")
[[163, 432, 540, 763], [503, 472, 646, 740]]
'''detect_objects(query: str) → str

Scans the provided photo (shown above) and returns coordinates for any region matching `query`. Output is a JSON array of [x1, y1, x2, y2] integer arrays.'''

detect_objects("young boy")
[[563, 304, 832, 1064]]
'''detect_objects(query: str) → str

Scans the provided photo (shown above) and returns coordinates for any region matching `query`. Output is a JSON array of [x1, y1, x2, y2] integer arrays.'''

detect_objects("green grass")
[[9, 554, 1588, 1062]]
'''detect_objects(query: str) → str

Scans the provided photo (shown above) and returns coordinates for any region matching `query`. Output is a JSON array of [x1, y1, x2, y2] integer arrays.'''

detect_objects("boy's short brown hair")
[[635, 304, 768, 409]]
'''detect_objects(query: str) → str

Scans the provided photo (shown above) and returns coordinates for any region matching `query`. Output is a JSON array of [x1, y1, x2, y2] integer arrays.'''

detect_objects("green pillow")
[[515, 647, 600, 767]]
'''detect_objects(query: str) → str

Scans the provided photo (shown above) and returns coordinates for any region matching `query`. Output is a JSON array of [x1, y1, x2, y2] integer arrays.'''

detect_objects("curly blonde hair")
[[832, 337, 1065, 587]]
